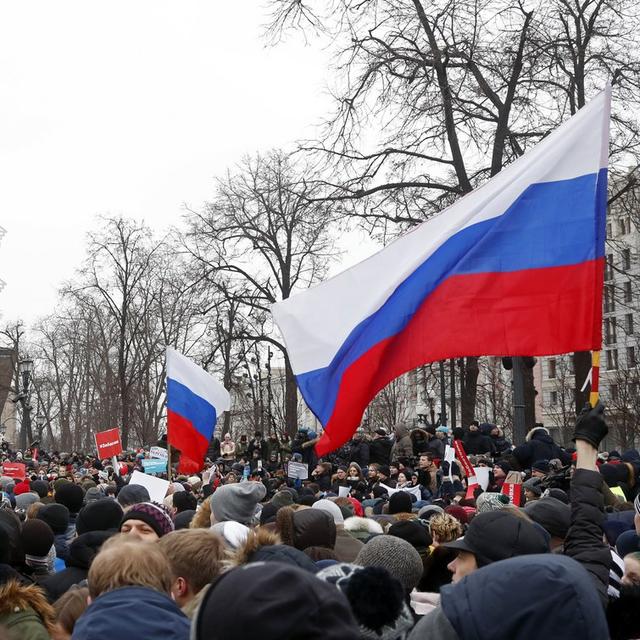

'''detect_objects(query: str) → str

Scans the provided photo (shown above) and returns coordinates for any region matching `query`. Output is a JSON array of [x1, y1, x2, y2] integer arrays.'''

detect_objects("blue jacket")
[[441, 554, 608, 640], [72, 587, 190, 640]]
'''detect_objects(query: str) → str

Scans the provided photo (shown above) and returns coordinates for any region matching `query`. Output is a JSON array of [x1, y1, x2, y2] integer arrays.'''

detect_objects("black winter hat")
[[30, 480, 49, 499], [174, 510, 196, 530], [441, 510, 549, 567], [388, 491, 413, 515], [21, 520, 54, 557], [193, 563, 360, 640], [76, 498, 124, 535], [55, 482, 84, 513], [388, 520, 432, 549], [531, 460, 550, 474], [37, 503, 70, 535], [116, 483, 151, 508], [524, 497, 571, 539]]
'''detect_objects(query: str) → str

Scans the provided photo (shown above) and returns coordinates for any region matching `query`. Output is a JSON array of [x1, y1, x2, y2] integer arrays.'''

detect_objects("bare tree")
[[185, 150, 339, 437]]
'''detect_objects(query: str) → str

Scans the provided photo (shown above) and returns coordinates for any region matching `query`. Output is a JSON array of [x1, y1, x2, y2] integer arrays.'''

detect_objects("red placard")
[[501, 482, 522, 506], [452, 439, 475, 479], [95, 428, 123, 460], [3, 462, 26, 480]]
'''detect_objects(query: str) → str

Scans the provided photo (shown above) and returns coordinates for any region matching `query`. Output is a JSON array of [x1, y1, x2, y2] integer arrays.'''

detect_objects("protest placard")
[[338, 486, 351, 498], [149, 446, 168, 460], [473, 466, 490, 490], [95, 428, 123, 460], [142, 458, 168, 475], [2, 462, 26, 480], [129, 470, 170, 503], [287, 461, 308, 480]]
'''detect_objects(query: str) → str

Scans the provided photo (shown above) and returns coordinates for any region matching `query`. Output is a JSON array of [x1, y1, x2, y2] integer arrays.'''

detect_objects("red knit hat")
[[13, 480, 31, 496]]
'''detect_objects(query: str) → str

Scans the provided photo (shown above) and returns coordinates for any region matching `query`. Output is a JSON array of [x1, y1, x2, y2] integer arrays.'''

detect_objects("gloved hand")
[[573, 402, 608, 448]]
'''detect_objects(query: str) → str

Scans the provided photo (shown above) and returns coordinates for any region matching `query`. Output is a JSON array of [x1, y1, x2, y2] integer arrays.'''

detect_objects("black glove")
[[573, 402, 608, 448]]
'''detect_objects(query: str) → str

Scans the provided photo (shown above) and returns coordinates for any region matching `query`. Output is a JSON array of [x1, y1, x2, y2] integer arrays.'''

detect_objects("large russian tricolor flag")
[[166, 348, 231, 473], [272, 86, 610, 456]]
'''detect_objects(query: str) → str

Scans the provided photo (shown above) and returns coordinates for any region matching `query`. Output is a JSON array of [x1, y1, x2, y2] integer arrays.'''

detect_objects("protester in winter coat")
[[72, 536, 190, 640], [462, 423, 495, 456], [157, 529, 226, 619], [54, 483, 84, 551], [349, 431, 370, 469], [277, 506, 337, 552], [313, 499, 364, 562], [391, 424, 413, 463], [407, 554, 608, 640], [37, 503, 70, 562], [369, 429, 393, 466], [512, 426, 571, 470], [40, 531, 112, 602], [0, 568, 56, 640]]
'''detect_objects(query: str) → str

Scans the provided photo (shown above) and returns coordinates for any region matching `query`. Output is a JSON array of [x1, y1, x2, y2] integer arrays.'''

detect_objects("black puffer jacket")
[[40, 531, 112, 602], [512, 430, 571, 469], [564, 469, 611, 607], [369, 437, 392, 466]]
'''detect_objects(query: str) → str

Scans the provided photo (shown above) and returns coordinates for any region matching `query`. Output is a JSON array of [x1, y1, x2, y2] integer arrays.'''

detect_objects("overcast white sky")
[[0, 1, 339, 325]]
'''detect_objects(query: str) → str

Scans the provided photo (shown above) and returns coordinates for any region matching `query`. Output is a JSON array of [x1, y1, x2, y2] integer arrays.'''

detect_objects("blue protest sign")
[[142, 458, 168, 475]]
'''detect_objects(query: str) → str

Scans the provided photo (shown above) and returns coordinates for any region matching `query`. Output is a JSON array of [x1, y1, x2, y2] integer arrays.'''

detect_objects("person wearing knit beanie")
[[316, 563, 415, 640], [120, 502, 174, 541], [445, 505, 469, 525], [355, 535, 424, 592], [271, 489, 295, 509], [210, 482, 267, 526], [30, 480, 50, 501], [15, 492, 39, 511], [388, 491, 413, 515], [76, 499, 124, 535], [388, 520, 431, 550], [116, 483, 151, 510], [21, 519, 56, 576], [84, 486, 104, 504], [13, 479, 31, 496], [55, 482, 84, 514], [37, 503, 70, 534], [475, 492, 510, 513]]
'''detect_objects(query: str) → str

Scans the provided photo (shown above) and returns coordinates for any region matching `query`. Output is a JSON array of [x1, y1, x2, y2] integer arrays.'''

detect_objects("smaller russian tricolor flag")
[[166, 347, 231, 474]]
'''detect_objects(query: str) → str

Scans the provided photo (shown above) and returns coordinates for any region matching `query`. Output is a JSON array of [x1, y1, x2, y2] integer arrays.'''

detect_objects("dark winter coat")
[[349, 440, 370, 468], [512, 430, 571, 469], [462, 430, 495, 456], [563, 468, 611, 607], [40, 531, 112, 602], [391, 424, 414, 462], [369, 437, 393, 466], [409, 555, 608, 640], [72, 586, 190, 640]]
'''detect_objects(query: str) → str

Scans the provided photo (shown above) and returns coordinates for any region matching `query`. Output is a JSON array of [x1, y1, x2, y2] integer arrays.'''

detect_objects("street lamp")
[[17, 358, 34, 451], [36, 414, 45, 443]]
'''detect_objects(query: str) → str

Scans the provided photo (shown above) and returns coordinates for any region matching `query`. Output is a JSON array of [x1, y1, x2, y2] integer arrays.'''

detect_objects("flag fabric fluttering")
[[166, 347, 231, 474], [272, 86, 611, 456]]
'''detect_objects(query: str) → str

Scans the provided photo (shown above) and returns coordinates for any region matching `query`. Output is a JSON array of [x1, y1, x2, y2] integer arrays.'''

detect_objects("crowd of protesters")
[[0, 408, 640, 639]]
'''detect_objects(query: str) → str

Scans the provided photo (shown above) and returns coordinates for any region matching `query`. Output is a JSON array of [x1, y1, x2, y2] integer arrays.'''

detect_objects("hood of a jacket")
[[394, 423, 409, 439], [0, 578, 55, 633], [72, 587, 190, 640], [440, 554, 608, 640], [66, 531, 113, 570]]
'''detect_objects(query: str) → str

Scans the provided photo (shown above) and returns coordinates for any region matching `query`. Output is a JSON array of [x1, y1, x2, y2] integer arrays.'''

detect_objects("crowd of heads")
[[0, 416, 639, 638]]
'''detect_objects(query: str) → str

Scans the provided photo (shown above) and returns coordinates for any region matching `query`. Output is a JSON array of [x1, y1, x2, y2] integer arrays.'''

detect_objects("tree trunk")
[[461, 356, 479, 428], [284, 354, 298, 438]]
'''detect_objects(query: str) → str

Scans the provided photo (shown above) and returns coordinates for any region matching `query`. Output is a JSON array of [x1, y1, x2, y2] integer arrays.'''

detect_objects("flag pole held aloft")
[[272, 86, 611, 456]]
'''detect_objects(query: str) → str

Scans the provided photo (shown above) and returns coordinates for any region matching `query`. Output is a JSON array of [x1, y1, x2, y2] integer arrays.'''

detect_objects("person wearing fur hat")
[[120, 502, 174, 542]]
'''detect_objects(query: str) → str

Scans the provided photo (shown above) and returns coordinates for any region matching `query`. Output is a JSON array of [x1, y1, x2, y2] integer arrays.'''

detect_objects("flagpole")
[[589, 350, 600, 407], [167, 441, 173, 483]]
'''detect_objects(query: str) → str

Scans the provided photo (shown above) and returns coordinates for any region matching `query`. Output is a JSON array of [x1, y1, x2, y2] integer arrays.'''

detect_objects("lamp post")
[[18, 358, 34, 451], [36, 414, 45, 443]]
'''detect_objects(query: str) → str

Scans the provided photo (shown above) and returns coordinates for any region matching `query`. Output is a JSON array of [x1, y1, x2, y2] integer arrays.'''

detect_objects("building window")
[[622, 248, 631, 271], [628, 346, 637, 368], [626, 313, 634, 335], [605, 254, 614, 281], [624, 281, 633, 303], [550, 391, 558, 406], [605, 285, 616, 313], [548, 359, 557, 379], [605, 317, 617, 345], [610, 384, 619, 402], [606, 349, 619, 370]]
